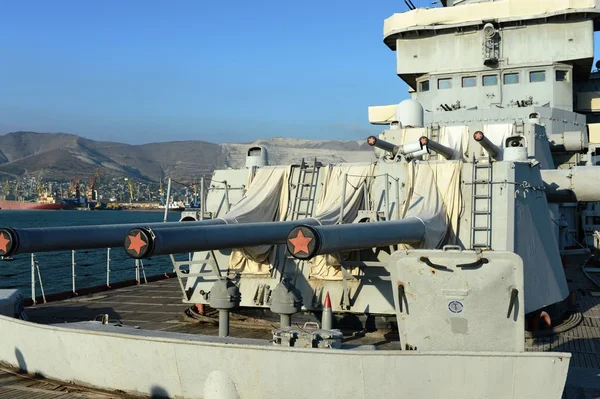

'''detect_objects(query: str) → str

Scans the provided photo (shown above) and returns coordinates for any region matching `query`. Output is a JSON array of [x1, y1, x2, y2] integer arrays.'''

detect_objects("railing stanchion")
[[71, 250, 77, 294], [135, 259, 140, 285], [31, 253, 36, 305], [106, 248, 111, 288], [140, 259, 147, 284], [35, 260, 46, 304]]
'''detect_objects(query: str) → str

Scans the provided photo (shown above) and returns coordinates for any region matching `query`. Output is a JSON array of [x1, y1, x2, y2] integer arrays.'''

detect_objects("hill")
[[0, 131, 374, 181]]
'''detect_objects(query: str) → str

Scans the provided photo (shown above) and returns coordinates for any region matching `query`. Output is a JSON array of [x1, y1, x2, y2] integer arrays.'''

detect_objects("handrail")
[[16, 247, 166, 305]]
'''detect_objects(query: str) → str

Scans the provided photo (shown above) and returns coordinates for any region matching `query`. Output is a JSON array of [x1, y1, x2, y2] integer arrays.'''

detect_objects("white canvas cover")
[[226, 166, 292, 273], [483, 123, 514, 160], [309, 163, 376, 279], [434, 124, 512, 161], [310, 160, 463, 280], [227, 163, 375, 274], [398, 160, 463, 249], [438, 125, 469, 160]]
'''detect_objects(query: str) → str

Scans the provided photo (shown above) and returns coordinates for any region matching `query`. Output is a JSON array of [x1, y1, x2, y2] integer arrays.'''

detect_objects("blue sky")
[[1, 1, 598, 145], [1, 0, 423, 144], [0, 0, 422, 143]]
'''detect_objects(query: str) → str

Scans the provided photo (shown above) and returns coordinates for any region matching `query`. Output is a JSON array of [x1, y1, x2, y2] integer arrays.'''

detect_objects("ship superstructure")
[[370, 0, 600, 250]]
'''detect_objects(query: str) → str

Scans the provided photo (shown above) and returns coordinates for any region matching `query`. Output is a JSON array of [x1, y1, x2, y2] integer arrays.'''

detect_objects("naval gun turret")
[[3, 2, 600, 397]]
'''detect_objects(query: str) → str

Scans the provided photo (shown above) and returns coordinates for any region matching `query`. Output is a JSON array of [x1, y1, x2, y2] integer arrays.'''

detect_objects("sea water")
[[0, 210, 181, 296]]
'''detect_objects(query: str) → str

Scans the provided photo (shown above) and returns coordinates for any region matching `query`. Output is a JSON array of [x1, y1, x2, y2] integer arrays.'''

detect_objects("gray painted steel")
[[0, 219, 226, 256], [269, 280, 303, 316], [367, 135, 400, 157], [420, 137, 454, 159], [125, 218, 321, 258], [286, 218, 426, 260], [473, 131, 500, 159], [542, 167, 600, 202]]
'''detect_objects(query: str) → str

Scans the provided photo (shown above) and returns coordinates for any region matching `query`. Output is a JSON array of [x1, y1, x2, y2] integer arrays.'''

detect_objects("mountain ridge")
[[0, 131, 374, 181]]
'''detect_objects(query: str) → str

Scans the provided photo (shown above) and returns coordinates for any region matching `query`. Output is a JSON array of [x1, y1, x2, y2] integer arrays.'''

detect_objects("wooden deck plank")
[[0, 367, 129, 398]]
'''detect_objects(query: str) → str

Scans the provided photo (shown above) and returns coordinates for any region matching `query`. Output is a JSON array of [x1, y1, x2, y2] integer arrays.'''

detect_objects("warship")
[[0, 0, 600, 398]]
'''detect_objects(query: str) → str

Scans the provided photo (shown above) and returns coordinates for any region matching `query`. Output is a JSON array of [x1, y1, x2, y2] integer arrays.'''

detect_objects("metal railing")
[[29, 247, 151, 305]]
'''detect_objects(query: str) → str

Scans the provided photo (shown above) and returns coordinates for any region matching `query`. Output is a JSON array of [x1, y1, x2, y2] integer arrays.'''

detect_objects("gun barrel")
[[418, 137, 454, 160], [367, 136, 400, 157], [473, 131, 500, 159], [0, 219, 226, 257], [285, 218, 426, 260], [548, 131, 588, 153], [124, 219, 322, 259], [542, 167, 600, 202]]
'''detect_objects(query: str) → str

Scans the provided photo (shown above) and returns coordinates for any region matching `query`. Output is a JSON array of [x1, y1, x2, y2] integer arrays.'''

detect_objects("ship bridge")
[[381, 0, 600, 114]]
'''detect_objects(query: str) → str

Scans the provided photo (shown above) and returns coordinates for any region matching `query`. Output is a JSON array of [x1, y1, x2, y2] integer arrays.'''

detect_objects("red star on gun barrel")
[[127, 232, 147, 256], [288, 230, 312, 255], [0, 233, 10, 254]]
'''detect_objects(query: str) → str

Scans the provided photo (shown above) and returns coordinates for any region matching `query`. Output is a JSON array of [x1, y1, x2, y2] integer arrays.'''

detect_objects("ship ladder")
[[280, 158, 320, 284], [290, 158, 319, 220], [428, 124, 441, 161], [470, 155, 493, 250]]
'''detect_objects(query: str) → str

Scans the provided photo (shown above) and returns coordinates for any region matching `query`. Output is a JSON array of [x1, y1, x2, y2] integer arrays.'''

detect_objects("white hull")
[[0, 315, 570, 399]]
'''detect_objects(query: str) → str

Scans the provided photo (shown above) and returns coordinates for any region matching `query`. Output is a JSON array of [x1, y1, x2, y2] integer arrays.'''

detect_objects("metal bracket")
[[170, 250, 224, 301]]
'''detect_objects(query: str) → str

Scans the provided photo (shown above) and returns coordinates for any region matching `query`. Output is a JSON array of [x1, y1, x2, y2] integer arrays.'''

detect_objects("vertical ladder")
[[290, 158, 319, 220], [281, 158, 319, 283], [428, 124, 441, 161], [514, 121, 524, 136], [470, 156, 493, 249]]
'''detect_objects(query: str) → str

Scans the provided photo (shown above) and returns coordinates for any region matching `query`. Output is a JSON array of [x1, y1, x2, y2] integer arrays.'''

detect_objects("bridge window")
[[462, 76, 477, 87], [556, 70, 568, 82], [482, 75, 498, 86], [529, 71, 546, 83], [419, 80, 430, 92], [503, 73, 519, 85], [438, 78, 452, 90]]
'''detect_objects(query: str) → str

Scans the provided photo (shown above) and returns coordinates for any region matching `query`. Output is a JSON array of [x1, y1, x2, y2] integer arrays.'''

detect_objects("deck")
[[0, 365, 135, 398], [2, 260, 599, 398]]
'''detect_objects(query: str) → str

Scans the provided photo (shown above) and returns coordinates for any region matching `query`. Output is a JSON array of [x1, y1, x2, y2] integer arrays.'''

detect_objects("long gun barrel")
[[541, 167, 600, 202], [0, 219, 226, 257], [285, 218, 426, 260], [124, 219, 322, 259], [418, 137, 454, 160], [367, 136, 400, 157], [473, 131, 500, 159], [548, 131, 588, 153]]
